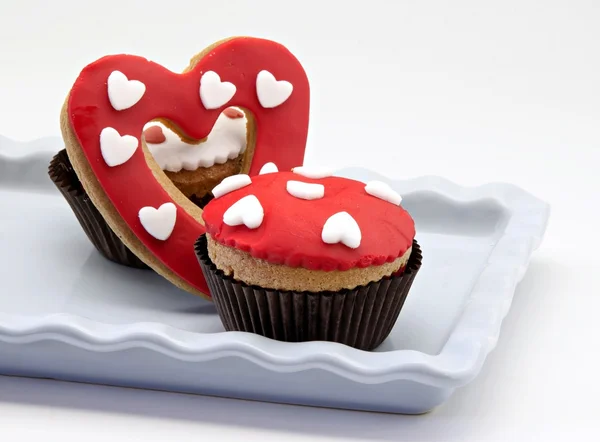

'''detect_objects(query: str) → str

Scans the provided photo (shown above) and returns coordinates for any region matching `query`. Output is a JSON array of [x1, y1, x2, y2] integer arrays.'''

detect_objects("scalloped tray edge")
[[0, 136, 550, 389]]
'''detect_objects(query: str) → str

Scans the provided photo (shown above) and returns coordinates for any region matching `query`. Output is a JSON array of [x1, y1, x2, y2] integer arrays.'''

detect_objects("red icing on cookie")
[[67, 37, 310, 295], [142, 125, 166, 144], [223, 107, 244, 119], [202, 172, 415, 271]]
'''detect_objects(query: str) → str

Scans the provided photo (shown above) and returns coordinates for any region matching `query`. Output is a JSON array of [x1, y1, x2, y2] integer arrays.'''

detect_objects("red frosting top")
[[202, 171, 416, 271]]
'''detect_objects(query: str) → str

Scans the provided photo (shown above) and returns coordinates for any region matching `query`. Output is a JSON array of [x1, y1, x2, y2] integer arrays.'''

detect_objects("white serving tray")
[[0, 136, 550, 414]]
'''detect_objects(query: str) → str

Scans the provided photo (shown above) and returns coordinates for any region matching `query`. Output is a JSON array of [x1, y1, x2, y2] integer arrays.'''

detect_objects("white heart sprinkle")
[[199, 71, 236, 109], [286, 180, 324, 200], [322, 212, 361, 249], [365, 181, 403, 206], [107, 71, 146, 111], [139, 202, 177, 241], [212, 174, 252, 198], [223, 195, 264, 229], [292, 166, 333, 179], [256, 70, 293, 108], [259, 162, 278, 175], [99, 127, 138, 167]]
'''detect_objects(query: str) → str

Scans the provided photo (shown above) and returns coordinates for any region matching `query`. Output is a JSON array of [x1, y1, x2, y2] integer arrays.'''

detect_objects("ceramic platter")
[[0, 136, 550, 414]]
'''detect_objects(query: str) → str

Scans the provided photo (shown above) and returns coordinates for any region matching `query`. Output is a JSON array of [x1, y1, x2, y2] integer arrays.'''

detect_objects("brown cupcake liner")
[[195, 235, 423, 351], [189, 192, 214, 209], [48, 149, 149, 269]]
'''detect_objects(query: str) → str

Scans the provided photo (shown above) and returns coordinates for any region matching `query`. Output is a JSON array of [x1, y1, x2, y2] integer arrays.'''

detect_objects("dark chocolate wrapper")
[[48, 149, 149, 269], [195, 235, 423, 351], [189, 192, 215, 210]]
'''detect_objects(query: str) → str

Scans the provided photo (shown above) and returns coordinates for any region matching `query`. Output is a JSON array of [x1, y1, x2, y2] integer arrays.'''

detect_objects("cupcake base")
[[195, 235, 423, 351], [48, 149, 150, 269]]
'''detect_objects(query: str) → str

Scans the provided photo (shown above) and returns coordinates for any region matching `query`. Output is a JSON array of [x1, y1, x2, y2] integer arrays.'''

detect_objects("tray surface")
[[0, 136, 550, 413]]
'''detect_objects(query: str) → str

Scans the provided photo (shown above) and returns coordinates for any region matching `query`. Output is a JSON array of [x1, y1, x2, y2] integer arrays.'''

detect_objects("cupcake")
[[143, 106, 248, 208], [48, 149, 149, 269], [49, 107, 248, 268], [195, 166, 422, 351]]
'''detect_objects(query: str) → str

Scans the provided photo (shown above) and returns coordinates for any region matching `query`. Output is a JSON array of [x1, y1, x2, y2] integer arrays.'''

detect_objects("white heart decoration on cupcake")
[[223, 195, 264, 229], [365, 180, 403, 206], [199, 71, 237, 109], [138, 202, 177, 241], [292, 166, 333, 179], [99, 127, 139, 167], [321, 212, 362, 249], [259, 162, 278, 175], [212, 174, 252, 198], [286, 180, 324, 200], [256, 70, 293, 108], [107, 71, 146, 111]]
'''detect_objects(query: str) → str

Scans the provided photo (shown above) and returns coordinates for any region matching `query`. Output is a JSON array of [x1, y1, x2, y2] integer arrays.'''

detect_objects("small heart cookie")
[[61, 37, 311, 298], [139, 202, 177, 241], [322, 212, 362, 249], [107, 71, 146, 111], [199, 71, 237, 110], [256, 70, 293, 108], [99, 127, 138, 167], [223, 195, 264, 229]]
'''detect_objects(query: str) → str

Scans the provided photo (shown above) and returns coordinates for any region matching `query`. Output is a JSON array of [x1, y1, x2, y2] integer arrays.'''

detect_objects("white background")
[[0, 0, 599, 440]]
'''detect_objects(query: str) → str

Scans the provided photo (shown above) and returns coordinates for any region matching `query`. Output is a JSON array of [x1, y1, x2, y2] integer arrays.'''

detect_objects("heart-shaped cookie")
[[61, 37, 310, 298]]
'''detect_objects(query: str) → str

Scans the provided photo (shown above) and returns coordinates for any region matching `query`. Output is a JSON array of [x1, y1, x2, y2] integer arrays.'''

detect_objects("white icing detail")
[[99, 127, 138, 167], [107, 71, 146, 111], [256, 70, 293, 108], [292, 166, 333, 179], [145, 109, 247, 173], [199, 71, 236, 109], [212, 174, 252, 198], [223, 195, 264, 229], [138, 202, 177, 241], [286, 180, 324, 200], [321, 212, 361, 249], [365, 180, 403, 206], [259, 162, 278, 175]]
